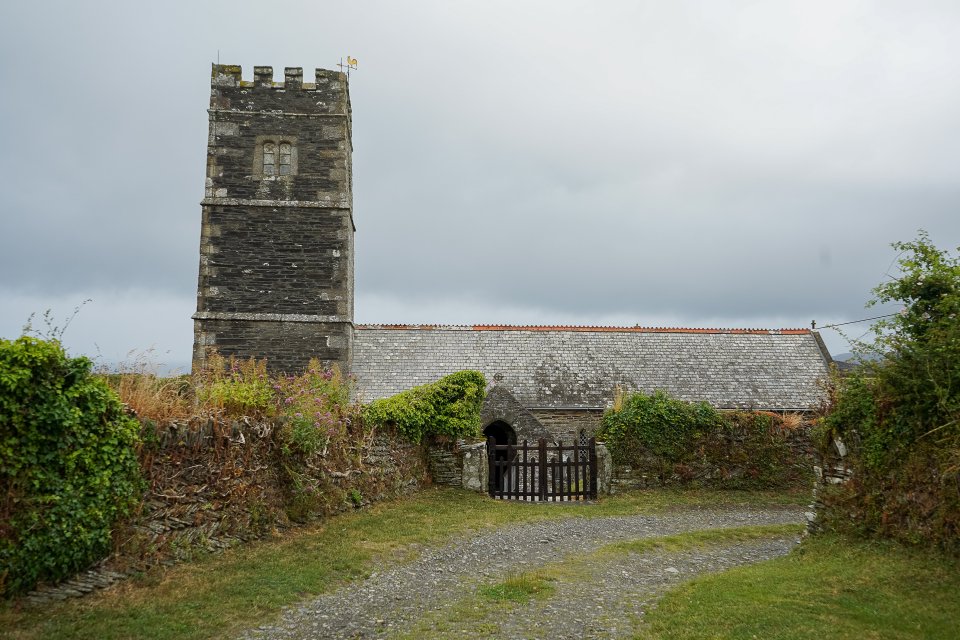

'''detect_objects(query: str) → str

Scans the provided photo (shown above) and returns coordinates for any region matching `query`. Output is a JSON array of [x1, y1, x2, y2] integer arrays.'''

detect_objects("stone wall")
[[480, 387, 552, 442], [609, 426, 815, 492], [24, 418, 425, 605], [425, 440, 488, 492], [806, 433, 958, 552], [193, 316, 353, 375], [528, 409, 603, 443], [477, 390, 602, 444], [426, 442, 464, 487]]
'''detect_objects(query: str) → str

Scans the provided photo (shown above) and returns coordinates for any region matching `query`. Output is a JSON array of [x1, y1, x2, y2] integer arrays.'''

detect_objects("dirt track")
[[240, 505, 804, 639]]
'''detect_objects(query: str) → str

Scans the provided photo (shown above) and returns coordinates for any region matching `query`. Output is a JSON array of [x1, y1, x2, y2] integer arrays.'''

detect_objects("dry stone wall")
[[610, 426, 815, 492], [424, 440, 488, 492], [24, 418, 426, 605]]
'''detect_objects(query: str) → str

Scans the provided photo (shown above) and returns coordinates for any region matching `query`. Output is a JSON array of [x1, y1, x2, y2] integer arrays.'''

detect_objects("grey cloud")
[[1, 1, 959, 364]]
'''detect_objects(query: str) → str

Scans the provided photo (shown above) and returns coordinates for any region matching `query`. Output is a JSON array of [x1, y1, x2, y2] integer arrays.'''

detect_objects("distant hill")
[[832, 351, 882, 364], [97, 360, 191, 378]]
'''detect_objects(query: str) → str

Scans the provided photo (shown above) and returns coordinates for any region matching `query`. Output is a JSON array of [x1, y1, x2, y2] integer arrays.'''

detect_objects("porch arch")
[[483, 420, 517, 447]]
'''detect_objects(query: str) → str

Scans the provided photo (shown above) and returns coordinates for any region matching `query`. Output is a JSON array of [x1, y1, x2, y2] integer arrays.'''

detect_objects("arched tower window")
[[258, 138, 296, 177]]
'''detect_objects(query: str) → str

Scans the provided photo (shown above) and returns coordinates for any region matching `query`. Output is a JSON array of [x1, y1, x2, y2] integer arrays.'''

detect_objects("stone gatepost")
[[807, 436, 855, 532], [460, 441, 488, 492]]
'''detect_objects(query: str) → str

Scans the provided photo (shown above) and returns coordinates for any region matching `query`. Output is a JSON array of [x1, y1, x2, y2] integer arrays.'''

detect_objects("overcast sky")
[[2, 0, 958, 370]]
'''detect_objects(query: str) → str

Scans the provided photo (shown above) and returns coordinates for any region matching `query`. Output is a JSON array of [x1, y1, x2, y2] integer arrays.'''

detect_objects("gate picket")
[[573, 438, 580, 499], [557, 441, 565, 502], [521, 440, 528, 499]]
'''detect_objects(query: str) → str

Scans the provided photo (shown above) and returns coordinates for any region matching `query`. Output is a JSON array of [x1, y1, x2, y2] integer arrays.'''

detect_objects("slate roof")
[[352, 325, 832, 411]]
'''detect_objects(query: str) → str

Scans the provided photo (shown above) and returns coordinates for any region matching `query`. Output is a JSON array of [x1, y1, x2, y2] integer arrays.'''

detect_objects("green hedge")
[[599, 390, 723, 463], [0, 337, 144, 597], [816, 233, 960, 553], [363, 371, 486, 443], [598, 391, 809, 490]]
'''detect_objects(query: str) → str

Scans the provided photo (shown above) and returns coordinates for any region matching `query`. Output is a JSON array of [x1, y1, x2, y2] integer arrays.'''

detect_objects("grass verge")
[[636, 534, 960, 640], [602, 523, 804, 557], [0, 487, 801, 640]]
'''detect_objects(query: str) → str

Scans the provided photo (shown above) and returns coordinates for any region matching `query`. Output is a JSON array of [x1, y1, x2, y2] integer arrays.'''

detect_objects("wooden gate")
[[487, 437, 597, 501]]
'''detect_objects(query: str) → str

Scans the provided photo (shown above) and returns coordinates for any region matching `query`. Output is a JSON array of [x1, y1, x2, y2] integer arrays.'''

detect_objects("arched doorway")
[[484, 421, 517, 492], [484, 420, 517, 447]]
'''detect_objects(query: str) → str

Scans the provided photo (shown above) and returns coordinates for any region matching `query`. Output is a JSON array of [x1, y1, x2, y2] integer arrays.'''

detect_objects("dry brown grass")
[[778, 412, 805, 430], [97, 350, 194, 422], [612, 384, 625, 412], [112, 373, 193, 422], [754, 410, 806, 431]]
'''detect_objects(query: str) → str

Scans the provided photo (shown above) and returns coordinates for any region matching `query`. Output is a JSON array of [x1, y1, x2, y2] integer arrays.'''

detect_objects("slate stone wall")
[[528, 409, 603, 444], [204, 65, 353, 205], [426, 443, 463, 487], [193, 64, 354, 374], [806, 437, 856, 533], [24, 418, 424, 605], [609, 425, 815, 492]]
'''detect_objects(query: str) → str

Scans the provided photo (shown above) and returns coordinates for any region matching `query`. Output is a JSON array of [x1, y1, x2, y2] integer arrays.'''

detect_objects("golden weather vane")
[[337, 55, 358, 78]]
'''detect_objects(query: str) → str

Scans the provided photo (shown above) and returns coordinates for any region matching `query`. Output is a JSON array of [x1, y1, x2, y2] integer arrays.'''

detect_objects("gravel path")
[[240, 506, 803, 640]]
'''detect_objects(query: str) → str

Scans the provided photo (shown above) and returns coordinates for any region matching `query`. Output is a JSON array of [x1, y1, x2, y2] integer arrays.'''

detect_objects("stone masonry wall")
[[426, 442, 463, 488], [193, 317, 353, 375], [424, 440, 487, 492], [196, 206, 353, 317], [480, 387, 552, 442], [610, 425, 815, 492], [24, 418, 425, 605], [528, 409, 603, 444]]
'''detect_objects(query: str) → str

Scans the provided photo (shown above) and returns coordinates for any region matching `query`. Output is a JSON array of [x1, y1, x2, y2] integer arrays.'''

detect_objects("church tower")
[[192, 64, 354, 373]]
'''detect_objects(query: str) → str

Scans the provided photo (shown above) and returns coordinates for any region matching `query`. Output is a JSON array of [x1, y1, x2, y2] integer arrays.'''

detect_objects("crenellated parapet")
[[210, 64, 346, 91], [204, 62, 353, 203]]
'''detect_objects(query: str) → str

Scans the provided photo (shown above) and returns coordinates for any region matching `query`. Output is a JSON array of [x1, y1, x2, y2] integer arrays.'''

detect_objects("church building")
[[192, 65, 832, 444]]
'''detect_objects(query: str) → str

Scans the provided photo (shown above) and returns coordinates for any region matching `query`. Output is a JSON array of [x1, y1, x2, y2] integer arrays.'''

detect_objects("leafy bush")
[[0, 337, 144, 597], [817, 232, 960, 552], [598, 391, 809, 489], [274, 361, 362, 458], [825, 233, 960, 472], [720, 411, 807, 489], [363, 371, 486, 443], [598, 390, 723, 463], [194, 352, 274, 416], [270, 361, 371, 522]]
